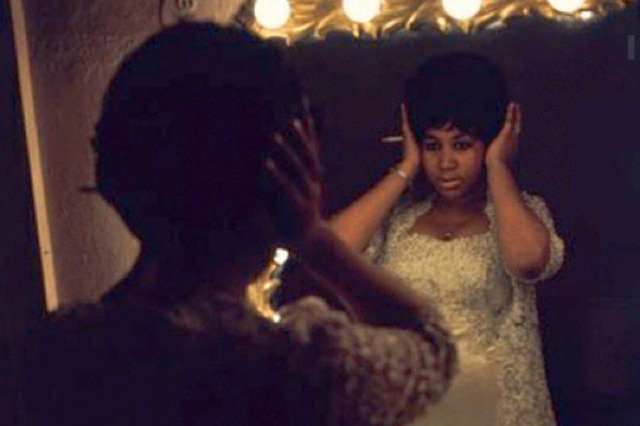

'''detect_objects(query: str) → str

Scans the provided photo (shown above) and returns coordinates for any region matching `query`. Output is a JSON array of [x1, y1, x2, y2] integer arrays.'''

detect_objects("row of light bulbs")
[[255, 0, 588, 29]]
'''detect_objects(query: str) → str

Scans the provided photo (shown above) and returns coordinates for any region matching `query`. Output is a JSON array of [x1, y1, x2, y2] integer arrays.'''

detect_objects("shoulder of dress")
[[391, 200, 431, 223], [520, 190, 544, 202], [484, 191, 548, 230], [485, 191, 547, 211]]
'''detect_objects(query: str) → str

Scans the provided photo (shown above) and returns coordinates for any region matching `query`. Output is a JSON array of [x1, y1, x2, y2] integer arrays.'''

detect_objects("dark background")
[[0, 0, 46, 424], [1, 1, 639, 424]]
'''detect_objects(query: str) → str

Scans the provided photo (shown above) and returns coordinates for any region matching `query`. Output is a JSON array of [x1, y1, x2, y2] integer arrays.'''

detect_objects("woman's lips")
[[438, 178, 462, 190]]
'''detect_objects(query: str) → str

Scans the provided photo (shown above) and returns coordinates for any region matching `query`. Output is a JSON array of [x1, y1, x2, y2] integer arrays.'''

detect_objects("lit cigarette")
[[381, 135, 403, 144]]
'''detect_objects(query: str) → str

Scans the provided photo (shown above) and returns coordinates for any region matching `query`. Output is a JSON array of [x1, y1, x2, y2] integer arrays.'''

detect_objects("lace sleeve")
[[508, 192, 565, 284], [279, 296, 456, 426], [364, 199, 412, 264], [364, 226, 387, 263]]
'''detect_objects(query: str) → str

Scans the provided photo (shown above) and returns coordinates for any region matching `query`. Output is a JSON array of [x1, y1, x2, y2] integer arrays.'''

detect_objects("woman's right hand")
[[399, 103, 421, 178], [265, 116, 328, 251]]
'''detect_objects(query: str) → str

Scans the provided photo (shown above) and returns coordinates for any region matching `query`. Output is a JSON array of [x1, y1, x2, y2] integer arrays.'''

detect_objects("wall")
[[16, 0, 251, 308], [9, 1, 640, 424], [18, 0, 164, 306]]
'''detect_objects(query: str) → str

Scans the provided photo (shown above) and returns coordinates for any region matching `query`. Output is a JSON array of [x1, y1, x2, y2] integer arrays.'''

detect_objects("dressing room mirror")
[[280, 9, 639, 425], [4, 0, 639, 424]]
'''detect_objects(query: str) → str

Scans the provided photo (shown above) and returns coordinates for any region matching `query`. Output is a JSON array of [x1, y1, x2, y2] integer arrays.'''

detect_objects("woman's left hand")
[[265, 116, 325, 249], [485, 102, 521, 167]]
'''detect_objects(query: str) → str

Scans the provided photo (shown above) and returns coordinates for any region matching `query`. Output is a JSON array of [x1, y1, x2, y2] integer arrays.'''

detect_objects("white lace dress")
[[367, 192, 564, 426]]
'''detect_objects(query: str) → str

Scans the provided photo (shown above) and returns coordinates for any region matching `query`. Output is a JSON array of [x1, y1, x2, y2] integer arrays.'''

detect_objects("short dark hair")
[[404, 52, 508, 143], [93, 23, 303, 244]]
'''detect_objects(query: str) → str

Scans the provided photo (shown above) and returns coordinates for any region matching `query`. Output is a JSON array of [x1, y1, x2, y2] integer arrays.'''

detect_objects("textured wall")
[[19, 0, 251, 306], [20, 0, 247, 306], [22, 0, 163, 305]]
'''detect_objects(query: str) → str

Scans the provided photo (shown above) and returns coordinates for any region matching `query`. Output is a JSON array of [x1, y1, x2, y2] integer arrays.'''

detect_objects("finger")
[[304, 116, 325, 177], [291, 117, 323, 180], [300, 94, 317, 143], [274, 132, 305, 175], [401, 103, 412, 133], [506, 102, 520, 138], [265, 157, 304, 205], [513, 103, 522, 136], [400, 103, 418, 143], [272, 133, 315, 198], [499, 102, 515, 138], [304, 115, 321, 157], [507, 103, 516, 135]]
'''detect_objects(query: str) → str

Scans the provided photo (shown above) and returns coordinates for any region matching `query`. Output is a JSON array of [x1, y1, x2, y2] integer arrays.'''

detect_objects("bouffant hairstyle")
[[404, 52, 508, 143]]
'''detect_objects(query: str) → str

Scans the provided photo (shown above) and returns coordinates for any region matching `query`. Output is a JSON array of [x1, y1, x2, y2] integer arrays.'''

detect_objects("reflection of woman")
[[331, 53, 564, 425], [26, 24, 456, 426]]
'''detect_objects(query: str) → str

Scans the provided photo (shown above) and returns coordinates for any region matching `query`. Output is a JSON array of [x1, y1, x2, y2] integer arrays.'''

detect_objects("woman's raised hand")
[[486, 102, 521, 167], [265, 116, 325, 249], [399, 103, 421, 178]]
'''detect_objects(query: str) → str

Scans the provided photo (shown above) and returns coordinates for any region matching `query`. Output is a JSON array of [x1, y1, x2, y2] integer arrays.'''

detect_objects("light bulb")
[[254, 0, 291, 29], [547, 0, 585, 13], [343, 0, 381, 24], [273, 248, 290, 266], [442, 0, 482, 20], [579, 11, 594, 20]]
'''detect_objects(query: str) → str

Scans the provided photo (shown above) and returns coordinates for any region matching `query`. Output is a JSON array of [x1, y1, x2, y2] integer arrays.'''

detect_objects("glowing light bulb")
[[254, 0, 291, 29], [579, 11, 594, 20], [273, 248, 290, 266], [442, 0, 482, 20], [343, 0, 381, 23], [547, 0, 585, 13]]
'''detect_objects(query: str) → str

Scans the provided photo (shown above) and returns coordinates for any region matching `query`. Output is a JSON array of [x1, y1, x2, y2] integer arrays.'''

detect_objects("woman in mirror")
[[331, 52, 565, 425]]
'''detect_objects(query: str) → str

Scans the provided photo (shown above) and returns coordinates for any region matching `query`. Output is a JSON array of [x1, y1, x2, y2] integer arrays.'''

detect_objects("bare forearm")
[[296, 222, 439, 328], [487, 160, 550, 279], [330, 162, 415, 252]]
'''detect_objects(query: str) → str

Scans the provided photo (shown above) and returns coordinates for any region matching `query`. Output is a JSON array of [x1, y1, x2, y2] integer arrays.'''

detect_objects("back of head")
[[404, 52, 508, 143], [94, 23, 303, 247]]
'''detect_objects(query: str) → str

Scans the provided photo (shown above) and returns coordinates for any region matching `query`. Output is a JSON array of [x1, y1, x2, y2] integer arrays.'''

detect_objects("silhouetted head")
[[94, 23, 303, 255], [404, 52, 508, 145]]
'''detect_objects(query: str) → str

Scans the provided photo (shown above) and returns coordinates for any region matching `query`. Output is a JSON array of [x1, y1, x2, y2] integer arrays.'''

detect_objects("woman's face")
[[420, 122, 486, 201]]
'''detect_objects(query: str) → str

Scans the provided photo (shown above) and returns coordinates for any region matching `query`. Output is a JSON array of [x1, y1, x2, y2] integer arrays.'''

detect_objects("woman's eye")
[[454, 140, 474, 150], [423, 141, 440, 151]]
